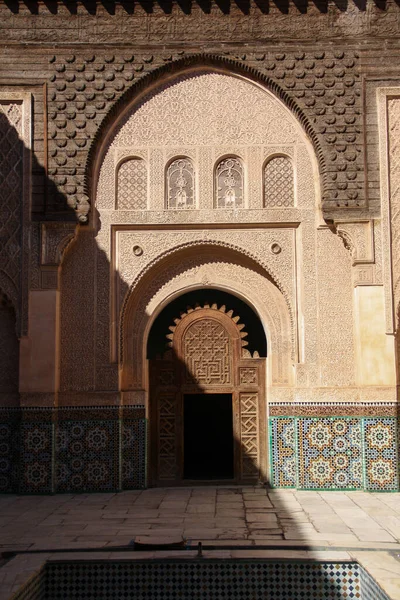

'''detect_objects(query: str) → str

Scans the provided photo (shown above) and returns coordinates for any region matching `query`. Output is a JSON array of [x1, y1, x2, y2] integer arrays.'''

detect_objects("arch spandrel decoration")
[[149, 304, 267, 485], [119, 241, 294, 391], [88, 55, 328, 221]]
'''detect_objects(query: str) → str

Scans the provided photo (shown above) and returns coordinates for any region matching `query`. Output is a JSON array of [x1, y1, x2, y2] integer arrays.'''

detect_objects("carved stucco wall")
[[120, 250, 293, 390], [0, 93, 31, 336], [377, 90, 400, 334], [96, 72, 304, 211], [59, 70, 361, 403], [60, 230, 96, 392], [0, 294, 19, 397]]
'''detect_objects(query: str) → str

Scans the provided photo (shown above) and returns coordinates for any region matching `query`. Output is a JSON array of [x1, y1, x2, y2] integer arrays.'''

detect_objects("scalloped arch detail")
[[120, 238, 294, 363]]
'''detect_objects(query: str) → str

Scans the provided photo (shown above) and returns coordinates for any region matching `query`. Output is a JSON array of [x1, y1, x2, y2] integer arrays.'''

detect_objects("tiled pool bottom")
[[12, 559, 391, 600]]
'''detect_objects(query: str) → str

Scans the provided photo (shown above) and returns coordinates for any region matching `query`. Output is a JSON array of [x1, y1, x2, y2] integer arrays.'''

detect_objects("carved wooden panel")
[[183, 319, 231, 385], [149, 305, 266, 486], [240, 392, 259, 479], [157, 392, 177, 480]]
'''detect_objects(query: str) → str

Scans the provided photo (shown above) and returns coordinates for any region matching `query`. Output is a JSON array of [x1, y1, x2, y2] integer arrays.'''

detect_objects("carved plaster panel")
[[113, 228, 297, 355], [112, 74, 300, 147], [269, 387, 397, 405], [41, 223, 78, 267], [37, 222, 78, 291], [0, 91, 31, 336], [374, 219, 383, 285], [377, 88, 399, 334], [316, 227, 355, 387], [336, 221, 373, 264], [121, 256, 293, 390], [96, 73, 311, 212], [336, 220, 377, 287]]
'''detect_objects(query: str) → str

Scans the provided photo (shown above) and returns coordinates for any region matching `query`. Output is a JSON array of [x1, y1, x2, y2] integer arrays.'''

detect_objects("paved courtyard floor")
[[0, 487, 400, 598]]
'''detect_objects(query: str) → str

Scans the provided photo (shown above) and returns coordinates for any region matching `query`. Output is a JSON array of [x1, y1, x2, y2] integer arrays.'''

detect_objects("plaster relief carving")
[[96, 72, 309, 212], [215, 157, 244, 209], [117, 158, 147, 210], [336, 221, 373, 264], [336, 221, 376, 286], [264, 156, 294, 208], [41, 223, 78, 267], [120, 250, 293, 390], [377, 89, 399, 333], [0, 103, 22, 309], [0, 92, 31, 335], [166, 158, 195, 209], [112, 73, 299, 148], [115, 229, 296, 312]]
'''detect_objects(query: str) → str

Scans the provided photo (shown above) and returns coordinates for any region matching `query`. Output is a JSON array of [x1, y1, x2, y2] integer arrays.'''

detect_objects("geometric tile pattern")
[[271, 416, 398, 492], [0, 408, 20, 493], [0, 410, 399, 494], [117, 158, 147, 210], [363, 418, 399, 491], [270, 417, 296, 487], [55, 418, 119, 493], [298, 418, 363, 490], [16, 560, 389, 600], [264, 155, 294, 208], [0, 406, 147, 494], [20, 416, 53, 494]]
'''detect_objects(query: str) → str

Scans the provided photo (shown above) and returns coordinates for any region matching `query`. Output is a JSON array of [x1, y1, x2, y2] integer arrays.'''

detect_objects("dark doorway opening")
[[184, 394, 234, 480]]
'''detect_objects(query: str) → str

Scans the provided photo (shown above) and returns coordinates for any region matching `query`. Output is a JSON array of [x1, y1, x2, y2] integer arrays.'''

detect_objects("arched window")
[[263, 155, 294, 208], [116, 158, 147, 210], [215, 157, 244, 209], [166, 158, 195, 209]]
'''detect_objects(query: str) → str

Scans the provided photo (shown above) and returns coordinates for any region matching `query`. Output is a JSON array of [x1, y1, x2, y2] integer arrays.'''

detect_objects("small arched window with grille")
[[117, 158, 147, 210], [215, 156, 244, 209], [166, 158, 195, 209], [263, 155, 294, 208]]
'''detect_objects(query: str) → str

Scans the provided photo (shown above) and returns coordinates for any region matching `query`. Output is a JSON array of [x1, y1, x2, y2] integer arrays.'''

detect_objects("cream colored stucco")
[[354, 285, 396, 386]]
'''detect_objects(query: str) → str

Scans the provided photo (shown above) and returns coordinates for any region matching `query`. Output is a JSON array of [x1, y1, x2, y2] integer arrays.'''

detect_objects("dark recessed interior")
[[147, 288, 267, 359], [184, 393, 234, 480]]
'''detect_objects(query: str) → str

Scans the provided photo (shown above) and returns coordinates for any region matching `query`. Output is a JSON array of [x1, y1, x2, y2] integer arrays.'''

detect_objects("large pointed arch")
[[85, 53, 325, 214]]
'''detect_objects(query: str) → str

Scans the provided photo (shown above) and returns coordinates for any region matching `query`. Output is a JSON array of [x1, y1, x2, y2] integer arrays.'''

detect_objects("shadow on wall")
[[0, 110, 287, 510], [1, 0, 392, 17]]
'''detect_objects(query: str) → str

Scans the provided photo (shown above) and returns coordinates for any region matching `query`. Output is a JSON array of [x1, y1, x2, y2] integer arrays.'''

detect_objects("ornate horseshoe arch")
[[149, 303, 267, 486]]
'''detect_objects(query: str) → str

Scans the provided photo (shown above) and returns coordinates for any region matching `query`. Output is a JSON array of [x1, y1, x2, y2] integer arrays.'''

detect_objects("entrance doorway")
[[148, 291, 267, 486], [184, 394, 234, 480]]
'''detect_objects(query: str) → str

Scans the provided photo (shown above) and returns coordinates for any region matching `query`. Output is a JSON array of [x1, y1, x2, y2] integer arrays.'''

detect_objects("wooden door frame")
[[149, 306, 267, 486]]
